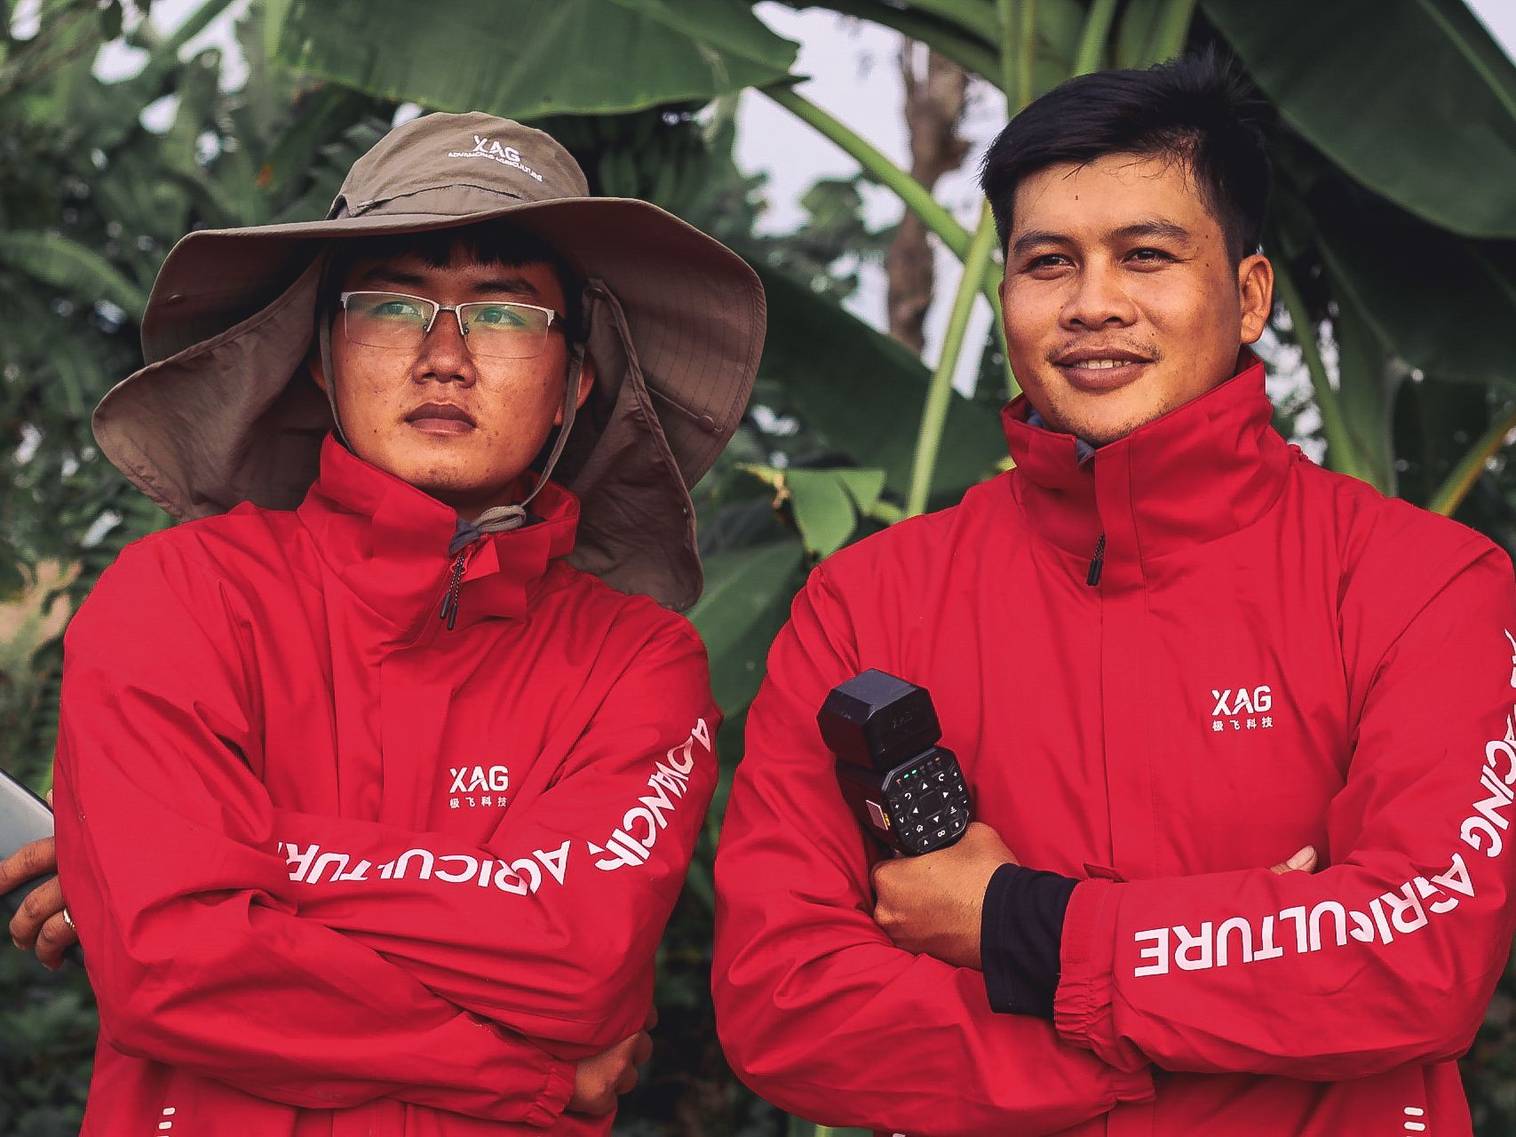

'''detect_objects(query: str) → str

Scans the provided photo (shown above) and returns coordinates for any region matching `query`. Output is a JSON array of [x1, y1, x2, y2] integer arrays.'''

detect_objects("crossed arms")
[[51, 542, 716, 1125], [713, 550, 1516, 1136]]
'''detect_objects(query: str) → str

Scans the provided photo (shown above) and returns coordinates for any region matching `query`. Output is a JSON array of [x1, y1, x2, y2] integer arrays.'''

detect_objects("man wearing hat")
[[2, 111, 762, 1135]]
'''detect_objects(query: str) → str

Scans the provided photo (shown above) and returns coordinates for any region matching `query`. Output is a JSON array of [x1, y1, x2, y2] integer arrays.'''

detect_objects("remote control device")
[[0, 769, 58, 919], [819, 669, 972, 856]]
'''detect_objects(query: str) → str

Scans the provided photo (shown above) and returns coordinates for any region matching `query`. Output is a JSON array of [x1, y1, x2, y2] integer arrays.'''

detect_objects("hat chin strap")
[[317, 289, 586, 551], [318, 307, 350, 449], [450, 341, 583, 552]]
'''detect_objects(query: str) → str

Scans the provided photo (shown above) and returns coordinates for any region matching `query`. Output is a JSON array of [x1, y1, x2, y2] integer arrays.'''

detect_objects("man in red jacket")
[[713, 54, 1516, 1137], [1, 112, 762, 1135]]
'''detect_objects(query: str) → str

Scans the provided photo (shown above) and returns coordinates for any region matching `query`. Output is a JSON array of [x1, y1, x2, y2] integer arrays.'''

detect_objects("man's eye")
[[368, 298, 425, 320], [1127, 248, 1173, 264], [1027, 254, 1070, 271], [471, 305, 530, 328]]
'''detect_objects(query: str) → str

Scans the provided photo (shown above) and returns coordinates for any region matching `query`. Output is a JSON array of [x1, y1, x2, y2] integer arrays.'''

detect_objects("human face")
[[312, 249, 591, 517], [998, 153, 1273, 446]]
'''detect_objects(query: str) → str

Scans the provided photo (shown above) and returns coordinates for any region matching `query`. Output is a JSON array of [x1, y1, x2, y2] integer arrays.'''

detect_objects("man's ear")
[[555, 352, 595, 426], [1238, 253, 1274, 346], [306, 338, 329, 394]]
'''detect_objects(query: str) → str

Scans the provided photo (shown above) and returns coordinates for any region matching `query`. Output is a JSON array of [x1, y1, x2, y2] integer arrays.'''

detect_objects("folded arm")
[[713, 568, 1153, 1137], [1053, 549, 1516, 1079], [271, 621, 719, 1054]]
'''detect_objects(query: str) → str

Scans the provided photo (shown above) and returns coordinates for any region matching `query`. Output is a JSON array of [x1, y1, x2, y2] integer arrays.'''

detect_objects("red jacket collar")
[[296, 434, 578, 635], [1000, 356, 1293, 571]]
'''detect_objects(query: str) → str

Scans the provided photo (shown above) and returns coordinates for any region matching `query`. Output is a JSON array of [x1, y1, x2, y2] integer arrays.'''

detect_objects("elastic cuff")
[[1053, 876, 1145, 1075], [524, 1058, 576, 1128]]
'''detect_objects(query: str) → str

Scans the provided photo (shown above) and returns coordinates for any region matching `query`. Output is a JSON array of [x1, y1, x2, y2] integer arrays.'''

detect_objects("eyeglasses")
[[338, 290, 565, 360]]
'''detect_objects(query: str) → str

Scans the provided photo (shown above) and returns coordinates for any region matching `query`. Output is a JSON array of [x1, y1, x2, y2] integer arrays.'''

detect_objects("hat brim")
[[143, 196, 762, 478]]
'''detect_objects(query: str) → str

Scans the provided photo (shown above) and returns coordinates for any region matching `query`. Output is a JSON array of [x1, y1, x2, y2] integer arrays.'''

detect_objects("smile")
[[1054, 357, 1153, 392], [1063, 358, 1142, 371]]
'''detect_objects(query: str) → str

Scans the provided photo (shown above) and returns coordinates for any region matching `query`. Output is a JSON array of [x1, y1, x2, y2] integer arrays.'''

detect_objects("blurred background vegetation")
[[3, 1, 1516, 1134]]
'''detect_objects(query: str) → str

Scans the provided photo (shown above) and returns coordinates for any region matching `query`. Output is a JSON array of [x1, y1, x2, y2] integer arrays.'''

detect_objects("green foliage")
[[0, 5, 399, 1134], [1202, 0, 1516, 239], [277, 0, 799, 120]]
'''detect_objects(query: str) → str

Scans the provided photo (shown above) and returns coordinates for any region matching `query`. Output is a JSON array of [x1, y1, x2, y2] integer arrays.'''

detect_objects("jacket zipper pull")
[[439, 552, 466, 630], [1086, 533, 1106, 587]]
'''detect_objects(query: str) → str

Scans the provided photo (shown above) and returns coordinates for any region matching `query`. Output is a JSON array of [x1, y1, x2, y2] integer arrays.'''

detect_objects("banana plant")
[[270, 0, 1516, 519]]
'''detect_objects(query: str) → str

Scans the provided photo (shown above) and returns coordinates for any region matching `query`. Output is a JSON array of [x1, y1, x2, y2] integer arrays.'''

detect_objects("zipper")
[[438, 551, 467, 630], [1086, 533, 1106, 587]]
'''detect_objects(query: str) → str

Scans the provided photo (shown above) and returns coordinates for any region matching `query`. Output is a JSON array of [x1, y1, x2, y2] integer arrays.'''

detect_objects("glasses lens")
[[344, 292, 431, 350], [460, 302, 553, 359]]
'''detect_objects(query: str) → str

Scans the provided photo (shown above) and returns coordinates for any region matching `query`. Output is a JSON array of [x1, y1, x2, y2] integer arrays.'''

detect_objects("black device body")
[[0, 768, 82, 965], [819, 669, 972, 856]]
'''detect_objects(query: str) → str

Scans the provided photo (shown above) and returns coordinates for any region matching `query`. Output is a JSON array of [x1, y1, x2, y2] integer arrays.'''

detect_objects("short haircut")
[[979, 51, 1272, 263], [324, 220, 584, 337]]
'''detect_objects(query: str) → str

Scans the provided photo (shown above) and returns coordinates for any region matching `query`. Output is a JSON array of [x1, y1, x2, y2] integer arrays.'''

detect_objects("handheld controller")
[[0, 769, 83, 966], [819, 668, 972, 856]]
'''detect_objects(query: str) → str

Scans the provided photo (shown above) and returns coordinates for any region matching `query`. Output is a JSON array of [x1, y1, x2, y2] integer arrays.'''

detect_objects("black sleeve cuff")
[[981, 862, 1078, 1018]]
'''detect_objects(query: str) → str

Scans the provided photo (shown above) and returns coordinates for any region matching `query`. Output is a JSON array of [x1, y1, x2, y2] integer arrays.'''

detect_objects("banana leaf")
[[1204, 0, 1516, 239], [277, 0, 798, 119]]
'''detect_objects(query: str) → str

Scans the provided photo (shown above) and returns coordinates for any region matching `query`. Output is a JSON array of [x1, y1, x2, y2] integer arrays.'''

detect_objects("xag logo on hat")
[[447, 135, 545, 182]]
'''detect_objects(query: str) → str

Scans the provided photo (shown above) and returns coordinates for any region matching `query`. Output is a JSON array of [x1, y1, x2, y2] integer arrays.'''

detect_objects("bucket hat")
[[93, 111, 765, 610]]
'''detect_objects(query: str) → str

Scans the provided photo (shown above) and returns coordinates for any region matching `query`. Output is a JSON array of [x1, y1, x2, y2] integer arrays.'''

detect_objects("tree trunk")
[[887, 43, 969, 354]]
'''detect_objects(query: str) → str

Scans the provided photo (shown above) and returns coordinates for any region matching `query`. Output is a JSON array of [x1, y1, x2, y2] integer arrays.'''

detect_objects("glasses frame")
[[337, 290, 566, 359]]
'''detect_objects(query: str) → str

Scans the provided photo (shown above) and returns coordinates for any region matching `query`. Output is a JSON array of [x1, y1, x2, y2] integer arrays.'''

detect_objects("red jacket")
[[54, 436, 717, 1136], [713, 360, 1516, 1137]]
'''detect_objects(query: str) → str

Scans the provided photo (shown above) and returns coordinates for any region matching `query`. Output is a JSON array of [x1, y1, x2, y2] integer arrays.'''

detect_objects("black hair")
[[322, 219, 584, 337], [979, 50, 1272, 263]]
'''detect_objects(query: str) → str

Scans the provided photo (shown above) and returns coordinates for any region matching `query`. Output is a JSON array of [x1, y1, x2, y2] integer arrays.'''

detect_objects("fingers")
[[576, 1084, 617, 1116], [33, 910, 78, 970], [603, 1031, 647, 1099], [613, 1065, 638, 1096], [10, 874, 65, 950], [0, 836, 59, 896], [613, 1039, 643, 1096], [1270, 845, 1318, 875]]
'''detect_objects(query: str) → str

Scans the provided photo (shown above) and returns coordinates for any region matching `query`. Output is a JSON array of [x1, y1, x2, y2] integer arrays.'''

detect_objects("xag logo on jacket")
[[1209, 684, 1275, 733], [448, 764, 510, 809]]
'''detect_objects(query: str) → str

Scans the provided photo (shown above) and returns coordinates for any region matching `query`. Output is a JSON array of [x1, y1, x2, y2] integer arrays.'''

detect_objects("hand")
[[872, 821, 1016, 969], [568, 1007, 656, 1115], [1270, 845, 1318, 874], [2, 794, 77, 970]]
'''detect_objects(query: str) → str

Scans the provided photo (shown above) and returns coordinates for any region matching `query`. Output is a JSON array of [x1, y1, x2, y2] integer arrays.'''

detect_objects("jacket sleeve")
[[712, 567, 1155, 1137], [266, 619, 717, 1056], [52, 543, 573, 1124], [1055, 545, 1516, 1079]]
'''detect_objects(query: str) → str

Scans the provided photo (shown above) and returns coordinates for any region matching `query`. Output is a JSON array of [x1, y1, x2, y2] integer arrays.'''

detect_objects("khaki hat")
[[93, 111, 765, 610]]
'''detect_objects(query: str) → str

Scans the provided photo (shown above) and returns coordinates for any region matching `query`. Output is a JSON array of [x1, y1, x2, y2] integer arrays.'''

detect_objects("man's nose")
[[413, 308, 477, 383], [1060, 261, 1138, 330]]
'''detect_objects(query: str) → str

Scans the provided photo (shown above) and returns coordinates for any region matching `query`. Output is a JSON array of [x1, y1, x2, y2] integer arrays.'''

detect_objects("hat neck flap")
[[556, 280, 701, 610]]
